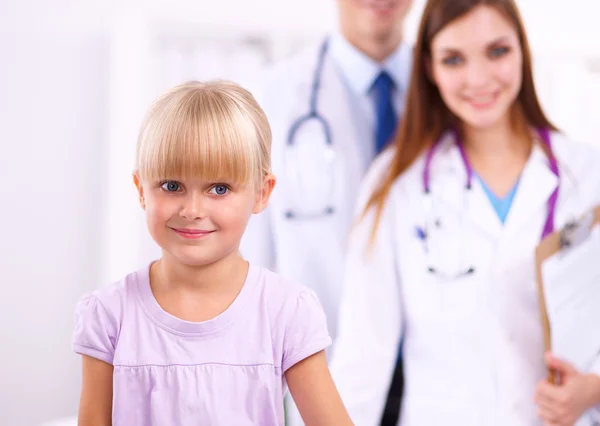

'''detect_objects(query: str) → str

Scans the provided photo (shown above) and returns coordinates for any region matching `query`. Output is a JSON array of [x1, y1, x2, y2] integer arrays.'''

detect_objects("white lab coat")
[[241, 42, 379, 342], [330, 130, 600, 426]]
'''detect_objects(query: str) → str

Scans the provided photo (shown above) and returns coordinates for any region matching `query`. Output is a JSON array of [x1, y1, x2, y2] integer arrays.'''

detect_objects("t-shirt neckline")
[[135, 261, 258, 336]]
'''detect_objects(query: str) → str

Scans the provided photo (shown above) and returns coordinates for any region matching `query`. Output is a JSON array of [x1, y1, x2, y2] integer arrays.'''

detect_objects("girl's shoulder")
[[72, 265, 147, 356], [252, 265, 325, 314], [76, 265, 145, 319], [250, 265, 332, 372]]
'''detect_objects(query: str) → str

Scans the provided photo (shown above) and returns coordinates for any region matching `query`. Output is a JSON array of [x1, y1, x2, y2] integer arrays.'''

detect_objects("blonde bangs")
[[136, 81, 271, 186]]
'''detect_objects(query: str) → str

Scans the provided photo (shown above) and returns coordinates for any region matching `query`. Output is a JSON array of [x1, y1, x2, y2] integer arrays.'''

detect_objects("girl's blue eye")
[[161, 181, 180, 192], [211, 185, 229, 196]]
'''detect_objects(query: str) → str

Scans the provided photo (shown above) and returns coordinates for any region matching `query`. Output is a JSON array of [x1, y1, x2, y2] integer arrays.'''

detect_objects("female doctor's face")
[[429, 5, 523, 130]]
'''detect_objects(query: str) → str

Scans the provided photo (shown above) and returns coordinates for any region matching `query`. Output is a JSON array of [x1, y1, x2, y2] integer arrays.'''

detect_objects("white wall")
[[1, 1, 599, 425], [0, 18, 108, 426]]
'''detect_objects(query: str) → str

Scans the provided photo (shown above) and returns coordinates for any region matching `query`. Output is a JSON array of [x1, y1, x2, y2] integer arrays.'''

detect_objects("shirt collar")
[[328, 30, 412, 96]]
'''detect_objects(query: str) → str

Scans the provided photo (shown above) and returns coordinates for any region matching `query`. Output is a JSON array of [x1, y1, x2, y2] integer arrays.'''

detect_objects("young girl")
[[330, 0, 600, 425], [73, 81, 354, 425]]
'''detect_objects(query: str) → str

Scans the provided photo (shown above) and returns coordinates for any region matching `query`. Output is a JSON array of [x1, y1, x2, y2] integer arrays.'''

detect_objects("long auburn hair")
[[364, 0, 557, 242]]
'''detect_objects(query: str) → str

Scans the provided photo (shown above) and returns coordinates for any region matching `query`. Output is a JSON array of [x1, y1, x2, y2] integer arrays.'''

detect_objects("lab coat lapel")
[[502, 145, 558, 239], [467, 178, 504, 239], [432, 134, 502, 240]]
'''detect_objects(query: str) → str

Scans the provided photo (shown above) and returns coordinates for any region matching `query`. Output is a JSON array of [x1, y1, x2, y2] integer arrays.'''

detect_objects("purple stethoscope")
[[417, 127, 559, 279]]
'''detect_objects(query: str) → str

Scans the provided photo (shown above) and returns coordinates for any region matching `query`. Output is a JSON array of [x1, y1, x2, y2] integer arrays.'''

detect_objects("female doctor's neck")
[[461, 117, 532, 197]]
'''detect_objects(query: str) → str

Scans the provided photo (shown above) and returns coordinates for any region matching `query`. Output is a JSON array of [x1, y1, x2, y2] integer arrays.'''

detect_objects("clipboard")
[[535, 204, 600, 384]]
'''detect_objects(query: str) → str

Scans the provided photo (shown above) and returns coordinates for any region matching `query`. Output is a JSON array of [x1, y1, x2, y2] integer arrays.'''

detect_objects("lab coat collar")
[[430, 131, 559, 241], [501, 142, 560, 240], [328, 30, 412, 96]]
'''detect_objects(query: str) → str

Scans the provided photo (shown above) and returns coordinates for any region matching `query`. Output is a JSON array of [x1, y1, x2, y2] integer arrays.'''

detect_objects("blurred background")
[[1, 0, 599, 424]]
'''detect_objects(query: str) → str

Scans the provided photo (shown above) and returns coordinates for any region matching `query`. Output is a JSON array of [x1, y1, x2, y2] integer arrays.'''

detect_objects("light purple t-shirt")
[[72, 263, 332, 425]]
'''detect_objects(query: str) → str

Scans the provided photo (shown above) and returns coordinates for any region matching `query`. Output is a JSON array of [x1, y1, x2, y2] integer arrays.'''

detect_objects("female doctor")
[[330, 0, 600, 425]]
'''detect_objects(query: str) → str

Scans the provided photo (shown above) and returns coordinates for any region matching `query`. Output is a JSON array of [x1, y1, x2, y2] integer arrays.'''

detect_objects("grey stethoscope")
[[418, 127, 560, 279], [284, 39, 335, 220]]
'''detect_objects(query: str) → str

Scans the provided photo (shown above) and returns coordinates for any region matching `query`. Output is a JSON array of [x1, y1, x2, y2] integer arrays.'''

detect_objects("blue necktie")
[[372, 71, 397, 155]]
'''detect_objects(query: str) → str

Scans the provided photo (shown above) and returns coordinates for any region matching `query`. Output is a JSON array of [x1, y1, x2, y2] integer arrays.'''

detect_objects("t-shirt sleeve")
[[72, 294, 118, 365], [282, 288, 332, 372]]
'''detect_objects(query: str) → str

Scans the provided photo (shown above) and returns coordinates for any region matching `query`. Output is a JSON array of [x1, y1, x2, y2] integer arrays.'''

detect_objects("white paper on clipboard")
[[541, 223, 600, 373], [541, 223, 600, 426]]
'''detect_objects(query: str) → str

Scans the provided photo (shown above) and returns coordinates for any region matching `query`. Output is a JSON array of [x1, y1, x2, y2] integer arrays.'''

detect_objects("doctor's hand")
[[535, 352, 599, 426]]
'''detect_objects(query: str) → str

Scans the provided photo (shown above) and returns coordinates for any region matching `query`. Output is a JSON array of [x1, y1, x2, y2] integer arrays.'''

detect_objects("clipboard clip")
[[559, 211, 594, 249]]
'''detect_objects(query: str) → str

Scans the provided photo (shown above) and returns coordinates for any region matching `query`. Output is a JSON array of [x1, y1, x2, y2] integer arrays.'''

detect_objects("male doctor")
[[240, 0, 414, 424]]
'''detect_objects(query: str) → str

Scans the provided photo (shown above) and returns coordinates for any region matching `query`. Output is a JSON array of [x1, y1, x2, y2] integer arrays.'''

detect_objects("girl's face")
[[429, 5, 523, 131], [134, 175, 274, 267]]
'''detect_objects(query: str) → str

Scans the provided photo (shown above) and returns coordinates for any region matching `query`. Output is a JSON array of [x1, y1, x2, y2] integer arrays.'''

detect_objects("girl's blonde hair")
[[135, 80, 271, 188]]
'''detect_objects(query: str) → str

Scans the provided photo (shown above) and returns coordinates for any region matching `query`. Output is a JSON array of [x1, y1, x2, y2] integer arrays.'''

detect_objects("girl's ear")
[[132, 173, 146, 210], [253, 173, 276, 214]]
